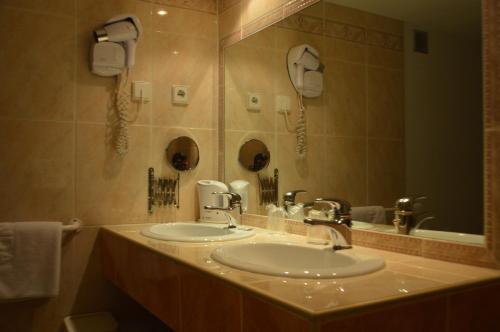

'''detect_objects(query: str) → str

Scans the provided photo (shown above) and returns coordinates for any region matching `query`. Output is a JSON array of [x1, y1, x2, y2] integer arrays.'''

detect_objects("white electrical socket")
[[132, 81, 152, 103], [172, 85, 189, 105], [247, 92, 262, 111], [276, 95, 291, 114]]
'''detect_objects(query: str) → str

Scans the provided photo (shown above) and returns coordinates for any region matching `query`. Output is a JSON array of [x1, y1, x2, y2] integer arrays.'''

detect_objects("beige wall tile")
[[324, 37, 366, 64], [220, 0, 241, 12], [324, 60, 366, 137], [152, 4, 218, 40], [219, 1, 242, 38], [0, 0, 75, 16], [151, 0, 217, 14], [239, 25, 276, 48], [367, 139, 404, 207], [324, 2, 366, 27], [77, 0, 152, 26], [152, 32, 217, 128], [366, 46, 404, 69], [364, 13, 404, 36], [241, 0, 287, 26], [76, 123, 150, 225], [275, 27, 324, 53], [367, 67, 404, 139], [324, 137, 367, 206], [488, 131, 500, 259], [300, 1, 323, 18], [0, 120, 74, 221], [224, 45, 276, 132], [0, 8, 75, 121], [276, 134, 324, 202]]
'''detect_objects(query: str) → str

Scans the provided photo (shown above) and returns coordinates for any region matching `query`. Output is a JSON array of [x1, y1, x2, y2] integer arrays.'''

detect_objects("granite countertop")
[[102, 223, 500, 317]]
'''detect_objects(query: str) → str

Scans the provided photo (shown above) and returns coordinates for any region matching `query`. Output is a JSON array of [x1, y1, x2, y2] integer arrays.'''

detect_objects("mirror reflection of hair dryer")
[[285, 44, 324, 157]]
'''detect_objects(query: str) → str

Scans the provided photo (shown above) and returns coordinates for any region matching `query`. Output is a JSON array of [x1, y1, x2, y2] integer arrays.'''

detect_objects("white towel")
[[352, 206, 387, 224], [0, 221, 62, 301]]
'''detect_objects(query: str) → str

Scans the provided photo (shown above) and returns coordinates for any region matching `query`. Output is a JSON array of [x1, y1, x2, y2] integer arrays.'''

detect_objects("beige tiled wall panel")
[[0, 0, 218, 330]]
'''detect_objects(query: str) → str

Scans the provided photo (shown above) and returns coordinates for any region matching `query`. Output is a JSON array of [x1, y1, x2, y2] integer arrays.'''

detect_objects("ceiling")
[[325, 0, 481, 38]]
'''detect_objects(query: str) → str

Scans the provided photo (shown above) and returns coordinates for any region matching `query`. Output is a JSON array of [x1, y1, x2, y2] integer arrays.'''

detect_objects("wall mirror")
[[238, 139, 271, 172], [223, 0, 483, 243], [166, 136, 199, 171]]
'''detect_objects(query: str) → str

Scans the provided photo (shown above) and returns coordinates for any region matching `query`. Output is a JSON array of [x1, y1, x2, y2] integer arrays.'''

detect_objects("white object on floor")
[[64, 312, 118, 332], [0, 221, 62, 301], [351, 206, 386, 224]]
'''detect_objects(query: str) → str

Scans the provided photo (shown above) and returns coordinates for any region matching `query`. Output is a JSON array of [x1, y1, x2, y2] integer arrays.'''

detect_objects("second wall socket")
[[276, 95, 291, 114]]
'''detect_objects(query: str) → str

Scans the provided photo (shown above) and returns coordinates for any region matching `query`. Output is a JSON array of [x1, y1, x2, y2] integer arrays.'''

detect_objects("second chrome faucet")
[[304, 198, 353, 251]]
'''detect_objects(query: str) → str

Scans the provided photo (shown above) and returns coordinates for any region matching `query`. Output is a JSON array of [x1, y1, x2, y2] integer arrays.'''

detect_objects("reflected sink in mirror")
[[211, 242, 385, 279], [141, 222, 255, 242], [351, 221, 484, 245]]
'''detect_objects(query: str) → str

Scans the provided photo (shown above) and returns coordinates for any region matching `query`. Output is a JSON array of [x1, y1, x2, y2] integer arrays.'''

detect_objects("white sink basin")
[[211, 242, 385, 278], [141, 222, 255, 242]]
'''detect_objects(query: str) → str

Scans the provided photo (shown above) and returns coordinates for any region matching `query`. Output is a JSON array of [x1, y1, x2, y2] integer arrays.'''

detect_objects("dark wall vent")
[[414, 30, 429, 54]]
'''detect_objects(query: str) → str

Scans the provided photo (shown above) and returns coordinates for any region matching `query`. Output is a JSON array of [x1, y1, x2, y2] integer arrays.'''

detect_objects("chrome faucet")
[[304, 198, 353, 251], [393, 196, 428, 235], [283, 190, 306, 212], [204, 192, 242, 229]]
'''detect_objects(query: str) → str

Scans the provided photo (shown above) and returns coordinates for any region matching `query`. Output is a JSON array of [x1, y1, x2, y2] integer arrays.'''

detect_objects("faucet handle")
[[283, 190, 306, 205], [395, 195, 427, 212], [315, 198, 351, 214], [211, 192, 241, 206]]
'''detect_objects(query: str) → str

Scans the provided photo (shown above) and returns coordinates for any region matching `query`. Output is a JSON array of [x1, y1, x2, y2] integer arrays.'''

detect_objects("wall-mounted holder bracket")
[[148, 167, 180, 214], [257, 168, 279, 206]]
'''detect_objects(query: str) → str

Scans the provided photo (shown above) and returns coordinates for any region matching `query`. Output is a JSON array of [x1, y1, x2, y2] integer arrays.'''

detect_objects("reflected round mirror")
[[166, 136, 199, 171], [238, 139, 270, 172]]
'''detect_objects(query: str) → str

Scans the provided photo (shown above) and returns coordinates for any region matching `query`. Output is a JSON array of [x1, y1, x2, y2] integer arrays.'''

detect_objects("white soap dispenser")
[[197, 180, 228, 223], [229, 180, 249, 213]]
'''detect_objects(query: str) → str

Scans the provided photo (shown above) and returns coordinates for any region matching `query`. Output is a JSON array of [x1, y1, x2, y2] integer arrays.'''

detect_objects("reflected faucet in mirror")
[[393, 196, 433, 235]]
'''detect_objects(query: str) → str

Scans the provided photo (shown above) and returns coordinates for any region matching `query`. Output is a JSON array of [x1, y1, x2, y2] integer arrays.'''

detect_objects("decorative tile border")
[[276, 13, 403, 51], [484, 0, 500, 262], [483, 0, 500, 129], [219, 0, 241, 13], [139, 0, 217, 14]]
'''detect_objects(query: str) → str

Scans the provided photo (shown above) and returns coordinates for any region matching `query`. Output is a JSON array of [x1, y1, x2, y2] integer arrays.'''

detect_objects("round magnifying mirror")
[[166, 136, 199, 171], [238, 139, 270, 172]]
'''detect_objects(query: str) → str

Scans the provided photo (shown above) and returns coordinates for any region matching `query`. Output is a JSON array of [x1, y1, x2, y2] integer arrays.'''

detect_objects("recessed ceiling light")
[[157, 9, 167, 16]]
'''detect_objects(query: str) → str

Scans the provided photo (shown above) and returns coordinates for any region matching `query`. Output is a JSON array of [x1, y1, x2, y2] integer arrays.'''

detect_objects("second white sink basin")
[[141, 222, 255, 242], [211, 242, 385, 278]]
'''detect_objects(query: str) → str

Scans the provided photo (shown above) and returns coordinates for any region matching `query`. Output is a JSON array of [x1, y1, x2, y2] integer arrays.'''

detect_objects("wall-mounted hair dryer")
[[91, 14, 142, 76], [287, 44, 324, 98]]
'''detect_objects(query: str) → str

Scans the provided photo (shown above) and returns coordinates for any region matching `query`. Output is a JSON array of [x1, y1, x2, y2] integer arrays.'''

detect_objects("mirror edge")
[[483, 0, 500, 265]]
